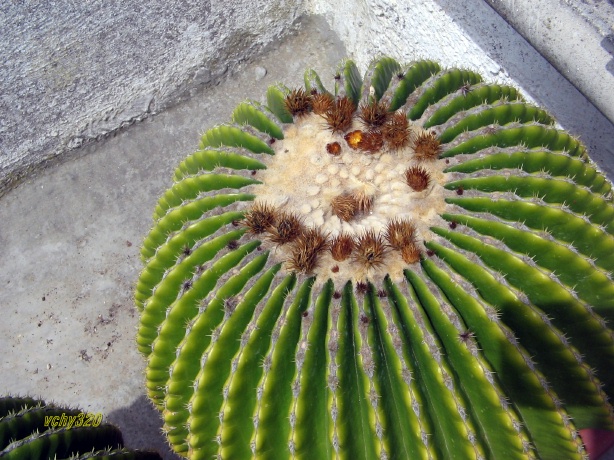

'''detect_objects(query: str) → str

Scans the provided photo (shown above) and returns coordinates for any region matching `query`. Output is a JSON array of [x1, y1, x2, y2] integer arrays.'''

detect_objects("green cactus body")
[[136, 57, 614, 459]]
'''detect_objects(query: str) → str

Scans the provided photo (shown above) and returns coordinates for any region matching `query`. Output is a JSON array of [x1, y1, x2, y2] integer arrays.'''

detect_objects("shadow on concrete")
[[602, 34, 614, 77], [106, 394, 182, 460]]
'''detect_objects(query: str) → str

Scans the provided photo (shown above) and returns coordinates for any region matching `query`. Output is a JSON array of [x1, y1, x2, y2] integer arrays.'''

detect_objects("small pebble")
[[254, 66, 267, 80], [300, 203, 311, 214], [339, 169, 349, 179], [351, 165, 361, 176]]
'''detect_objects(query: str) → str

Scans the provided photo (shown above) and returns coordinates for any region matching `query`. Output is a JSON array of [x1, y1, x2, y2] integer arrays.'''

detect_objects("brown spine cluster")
[[284, 88, 312, 117], [382, 112, 411, 149], [358, 100, 390, 127], [287, 228, 329, 274], [384, 218, 421, 264], [312, 93, 335, 115], [384, 219, 415, 249], [330, 194, 359, 222], [321, 96, 356, 133], [330, 191, 373, 222], [358, 131, 384, 153], [267, 211, 303, 245], [343, 106, 411, 154], [405, 165, 431, 192], [330, 233, 354, 261], [242, 202, 278, 234], [353, 230, 388, 270], [400, 244, 421, 264], [459, 81, 473, 97], [413, 131, 441, 161]]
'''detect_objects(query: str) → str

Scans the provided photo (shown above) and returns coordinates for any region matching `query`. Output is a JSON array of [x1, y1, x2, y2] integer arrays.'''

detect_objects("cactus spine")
[[136, 56, 614, 459]]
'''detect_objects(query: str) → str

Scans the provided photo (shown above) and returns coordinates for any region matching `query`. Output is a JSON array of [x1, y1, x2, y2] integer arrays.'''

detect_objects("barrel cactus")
[[135, 56, 614, 459], [0, 396, 162, 459]]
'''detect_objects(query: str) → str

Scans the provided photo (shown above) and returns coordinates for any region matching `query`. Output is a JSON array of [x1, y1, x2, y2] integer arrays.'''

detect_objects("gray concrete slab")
[[484, 0, 614, 125], [0, 15, 345, 458], [0, 0, 302, 198]]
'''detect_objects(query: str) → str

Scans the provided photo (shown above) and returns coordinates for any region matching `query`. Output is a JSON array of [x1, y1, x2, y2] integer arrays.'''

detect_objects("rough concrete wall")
[[307, 0, 614, 180], [484, 0, 614, 125], [0, 0, 303, 196]]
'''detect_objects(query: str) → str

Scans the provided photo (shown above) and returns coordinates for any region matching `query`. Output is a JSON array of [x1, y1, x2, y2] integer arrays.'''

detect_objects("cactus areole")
[[136, 57, 614, 459]]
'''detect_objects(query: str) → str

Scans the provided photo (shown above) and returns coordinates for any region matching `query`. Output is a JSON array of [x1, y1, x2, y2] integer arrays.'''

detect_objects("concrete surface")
[[1, 2, 614, 459], [485, 0, 614, 125], [0, 0, 302, 197]]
